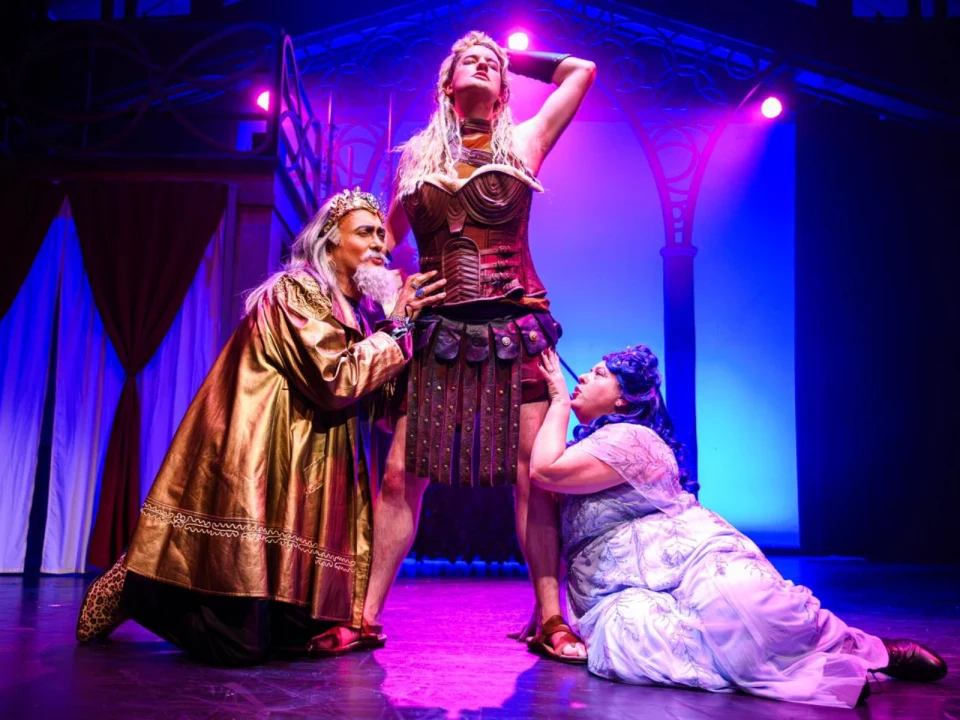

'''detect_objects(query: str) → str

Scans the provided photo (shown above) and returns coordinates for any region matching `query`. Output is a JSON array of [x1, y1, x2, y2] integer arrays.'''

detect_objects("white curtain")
[[0, 216, 65, 572], [41, 219, 226, 573], [42, 221, 126, 574], [138, 221, 225, 501]]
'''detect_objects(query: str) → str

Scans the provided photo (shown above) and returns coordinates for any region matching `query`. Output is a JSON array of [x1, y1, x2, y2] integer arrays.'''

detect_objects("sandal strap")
[[540, 614, 574, 636], [361, 620, 384, 637], [310, 627, 347, 649], [537, 614, 583, 648], [549, 631, 581, 651]]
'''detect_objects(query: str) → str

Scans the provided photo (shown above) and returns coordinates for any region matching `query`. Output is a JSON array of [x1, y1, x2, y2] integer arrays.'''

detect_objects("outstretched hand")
[[394, 270, 446, 321], [538, 348, 569, 403]]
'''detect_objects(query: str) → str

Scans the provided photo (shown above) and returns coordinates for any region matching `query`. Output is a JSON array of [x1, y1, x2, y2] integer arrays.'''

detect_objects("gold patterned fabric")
[[124, 271, 407, 627]]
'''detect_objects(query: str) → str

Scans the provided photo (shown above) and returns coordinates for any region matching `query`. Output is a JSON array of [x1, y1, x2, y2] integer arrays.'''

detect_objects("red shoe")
[[307, 621, 386, 657]]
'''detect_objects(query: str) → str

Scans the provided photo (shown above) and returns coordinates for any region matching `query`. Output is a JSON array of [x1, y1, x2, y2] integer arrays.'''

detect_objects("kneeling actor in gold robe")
[[76, 188, 445, 665]]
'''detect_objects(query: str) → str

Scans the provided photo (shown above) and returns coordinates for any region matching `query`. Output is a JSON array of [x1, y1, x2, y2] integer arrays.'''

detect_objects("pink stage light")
[[760, 96, 783, 119], [507, 32, 530, 51], [256, 90, 271, 112]]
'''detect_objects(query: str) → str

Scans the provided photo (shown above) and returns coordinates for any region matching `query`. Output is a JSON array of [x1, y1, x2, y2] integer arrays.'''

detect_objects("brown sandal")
[[76, 553, 129, 643], [307, 621, 386, 657], [526, 614, 587, 665]]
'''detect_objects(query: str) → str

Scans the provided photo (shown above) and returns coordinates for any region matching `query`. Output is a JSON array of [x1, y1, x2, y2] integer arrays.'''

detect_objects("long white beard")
[[353, 262, 400, 310]]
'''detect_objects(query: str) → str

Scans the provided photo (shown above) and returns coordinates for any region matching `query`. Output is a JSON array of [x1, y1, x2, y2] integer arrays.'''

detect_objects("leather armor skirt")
[[403, 305, 562, 487]]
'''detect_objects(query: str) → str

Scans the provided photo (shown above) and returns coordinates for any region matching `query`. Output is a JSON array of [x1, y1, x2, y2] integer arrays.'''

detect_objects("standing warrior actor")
[[76, 189, 445, 665], [344, 31, 596, 662]]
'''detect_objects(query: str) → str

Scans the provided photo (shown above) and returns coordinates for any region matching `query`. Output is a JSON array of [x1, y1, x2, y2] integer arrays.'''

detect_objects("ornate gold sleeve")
[[262, 274, 407, 410]]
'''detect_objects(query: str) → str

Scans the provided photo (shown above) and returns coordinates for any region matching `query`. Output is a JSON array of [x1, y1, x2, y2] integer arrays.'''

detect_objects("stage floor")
[[1, 557, 957, 719]]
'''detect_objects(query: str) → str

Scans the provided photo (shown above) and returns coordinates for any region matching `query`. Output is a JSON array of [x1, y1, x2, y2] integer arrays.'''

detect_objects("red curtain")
[[0, 178, 66, 319], [68, 180, 228, 568]]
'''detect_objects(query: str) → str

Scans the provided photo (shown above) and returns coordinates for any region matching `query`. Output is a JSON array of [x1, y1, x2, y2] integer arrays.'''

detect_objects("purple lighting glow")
[[507, 32, 530, 51], [256, 91, 271, 112], [761, 96, 783, 119]]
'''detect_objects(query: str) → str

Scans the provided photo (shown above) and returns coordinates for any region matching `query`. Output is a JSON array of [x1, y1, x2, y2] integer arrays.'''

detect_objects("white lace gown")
[[562, 423, 888, 708]]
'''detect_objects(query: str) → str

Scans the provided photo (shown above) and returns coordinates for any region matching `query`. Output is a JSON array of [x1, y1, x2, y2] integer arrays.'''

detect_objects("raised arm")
[[530, 431, 623, 495], [511, 52, 596, 175], [528, 349, 623, 494], [384, 185, 410, 255]]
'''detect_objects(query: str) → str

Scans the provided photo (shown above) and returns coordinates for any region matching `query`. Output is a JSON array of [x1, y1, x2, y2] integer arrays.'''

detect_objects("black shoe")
[[877, 638, 947, 682], [856, 680, 871, 706]]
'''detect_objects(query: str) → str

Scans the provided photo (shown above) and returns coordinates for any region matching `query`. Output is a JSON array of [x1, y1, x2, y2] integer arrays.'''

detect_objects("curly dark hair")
[[571, 345, 699, 495]]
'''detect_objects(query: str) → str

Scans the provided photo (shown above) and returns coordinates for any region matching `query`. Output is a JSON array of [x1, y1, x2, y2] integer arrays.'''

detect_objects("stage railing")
[[277, 34, 323, 215]]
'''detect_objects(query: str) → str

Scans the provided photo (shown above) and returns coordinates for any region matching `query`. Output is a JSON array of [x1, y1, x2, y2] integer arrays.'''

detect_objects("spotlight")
[[507, 32, 530, 51], [255, 90, 271, 112], [760, 96, 783, 119]]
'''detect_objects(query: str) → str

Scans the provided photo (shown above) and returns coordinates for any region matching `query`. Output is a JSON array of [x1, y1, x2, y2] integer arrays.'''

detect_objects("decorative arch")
[[294, 0, 779, 485]]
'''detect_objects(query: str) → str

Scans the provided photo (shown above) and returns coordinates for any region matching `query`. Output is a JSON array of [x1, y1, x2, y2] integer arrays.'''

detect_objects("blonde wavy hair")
[[242, 196, 343, 315], [396, 31, 528, 198]]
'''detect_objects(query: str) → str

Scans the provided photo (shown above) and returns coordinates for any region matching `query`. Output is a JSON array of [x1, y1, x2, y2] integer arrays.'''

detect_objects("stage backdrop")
[[394, 109, 799, 550], [0, 206, 226, 574], [526, 118, 796, 548], [0, 120, 799, 570], [694, 121, 798, 548]]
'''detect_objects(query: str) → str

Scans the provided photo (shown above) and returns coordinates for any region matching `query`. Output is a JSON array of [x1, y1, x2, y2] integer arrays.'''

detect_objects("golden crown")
[[320, 187, 385, 236]]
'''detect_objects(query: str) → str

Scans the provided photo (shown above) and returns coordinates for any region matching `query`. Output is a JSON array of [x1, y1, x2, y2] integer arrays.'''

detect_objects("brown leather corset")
[[402, 169, 548, 306]]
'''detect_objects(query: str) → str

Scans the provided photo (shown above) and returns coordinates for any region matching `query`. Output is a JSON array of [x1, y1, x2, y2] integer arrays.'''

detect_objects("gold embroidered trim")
[[277, 272, 332, 320], [140, 500, 356, 574]]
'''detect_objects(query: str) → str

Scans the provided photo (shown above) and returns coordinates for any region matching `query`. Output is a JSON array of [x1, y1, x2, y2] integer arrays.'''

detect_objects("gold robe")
[[124, 271, 406, 627]]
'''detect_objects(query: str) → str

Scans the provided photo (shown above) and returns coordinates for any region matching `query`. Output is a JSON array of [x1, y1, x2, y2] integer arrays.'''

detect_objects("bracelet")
[[384, 315, 413, 340], [507, 50, 572, 84]]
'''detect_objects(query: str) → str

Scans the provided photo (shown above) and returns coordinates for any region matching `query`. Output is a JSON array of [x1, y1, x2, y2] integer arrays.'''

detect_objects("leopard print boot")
[[76, 553, 128, 643]]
